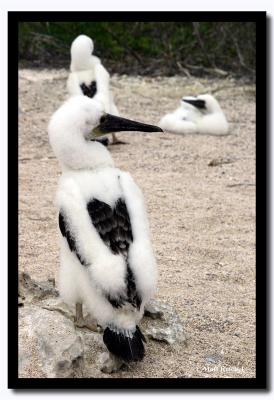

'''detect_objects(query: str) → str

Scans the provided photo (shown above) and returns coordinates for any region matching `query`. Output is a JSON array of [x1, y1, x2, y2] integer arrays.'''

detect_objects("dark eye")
[[100, 115, 107, 124]]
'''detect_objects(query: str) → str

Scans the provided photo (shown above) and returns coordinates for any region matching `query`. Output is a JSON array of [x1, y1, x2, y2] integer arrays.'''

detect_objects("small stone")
[[98, 352, 124, 374], [208, 157, 235, 167], [143, 299, 187, 345], [205, 354, 222, 364], [19, 272, 58, 303], [144, 300, 164, 319], [205, 356, 217, 364]]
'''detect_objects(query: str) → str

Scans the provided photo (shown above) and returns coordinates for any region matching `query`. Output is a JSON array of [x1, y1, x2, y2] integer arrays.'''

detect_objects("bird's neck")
[[59, 139, 114, 172], [70, 57, 95, 72]]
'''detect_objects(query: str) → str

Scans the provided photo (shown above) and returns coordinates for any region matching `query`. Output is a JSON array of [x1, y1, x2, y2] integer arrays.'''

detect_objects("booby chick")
[[159, 94, 229, 136], [67, 34, 123, 145], [48, 95, 162, 373]]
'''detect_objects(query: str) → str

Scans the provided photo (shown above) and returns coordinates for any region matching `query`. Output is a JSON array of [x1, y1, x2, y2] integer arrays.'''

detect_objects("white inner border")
[[1, 1, 272, 398]]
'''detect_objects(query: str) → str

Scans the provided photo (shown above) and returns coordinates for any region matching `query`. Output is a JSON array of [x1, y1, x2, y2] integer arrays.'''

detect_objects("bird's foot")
[[100, 352, 124, 374], [144, 302, 164, 320], [111, 140, 128, 145], [93, 137, 109, 147], [74, 314, 102, 332]]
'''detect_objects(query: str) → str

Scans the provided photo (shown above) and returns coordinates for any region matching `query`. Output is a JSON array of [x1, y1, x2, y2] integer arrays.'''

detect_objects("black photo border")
[[8, 10, 267, 390]]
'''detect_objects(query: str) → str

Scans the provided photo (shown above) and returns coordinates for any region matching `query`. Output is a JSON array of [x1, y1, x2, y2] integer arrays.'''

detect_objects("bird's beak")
[[182, 97, 206, 110], [93, 113, 163, 137]]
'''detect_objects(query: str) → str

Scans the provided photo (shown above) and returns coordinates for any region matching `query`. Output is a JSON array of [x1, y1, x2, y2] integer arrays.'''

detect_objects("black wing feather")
[[87, 197, 141, 309], [59, 211, 88, 266]]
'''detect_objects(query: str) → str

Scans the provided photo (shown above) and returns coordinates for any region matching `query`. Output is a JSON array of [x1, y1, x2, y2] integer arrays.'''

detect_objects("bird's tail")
[[103, 325, 146, 362]]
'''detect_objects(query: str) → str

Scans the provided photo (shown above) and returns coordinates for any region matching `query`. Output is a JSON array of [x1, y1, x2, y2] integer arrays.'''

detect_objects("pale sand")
[[19, 69, 255, 378]]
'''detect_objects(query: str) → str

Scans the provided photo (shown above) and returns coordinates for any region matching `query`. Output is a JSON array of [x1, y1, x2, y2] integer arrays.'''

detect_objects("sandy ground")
[[19, 69, 255, 378]]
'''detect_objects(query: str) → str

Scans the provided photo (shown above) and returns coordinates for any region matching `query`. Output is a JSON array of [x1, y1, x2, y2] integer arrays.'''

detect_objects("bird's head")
[[48, 96, 163, 170], [70, 34, 94, 71], [182, 94, 222, 115]]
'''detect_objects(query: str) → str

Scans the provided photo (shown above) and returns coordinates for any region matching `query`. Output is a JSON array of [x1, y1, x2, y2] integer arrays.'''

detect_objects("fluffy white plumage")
[[67, 35, 120, 138], [48, 95, 158, 366], [159, 94, 229, 136], [56, 167, 157, 330]]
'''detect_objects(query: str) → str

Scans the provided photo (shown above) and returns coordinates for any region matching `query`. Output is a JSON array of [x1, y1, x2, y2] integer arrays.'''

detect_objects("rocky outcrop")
[[19, 272, 187, 377]]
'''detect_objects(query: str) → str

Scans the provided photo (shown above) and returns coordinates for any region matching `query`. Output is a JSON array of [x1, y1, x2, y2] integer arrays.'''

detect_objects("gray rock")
[[205, 354, 223, 364], [19, 272, 58, 304], [98, 352, 124, 374], [144, 300, 164, 319], [19, 304, 85, 378], [143, 299, 187, 345], [40, 297, 74, 321], [19, 274, 187, 377], [19, 298, 106, 378]]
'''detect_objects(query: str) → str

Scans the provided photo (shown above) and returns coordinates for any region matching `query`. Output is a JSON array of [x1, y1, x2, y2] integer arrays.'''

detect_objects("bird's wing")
[[59, 210, 89, 266], [197, 113, 229, 136], [57, 178, 111, 264], [87, 198, 132, 256], [118, 172, 157, 303], [67, 73, 83, 96], [107, 88, 119, 116], [109, 92, 119, 116], [87, 197, 142, 309], [159, 111, 197, 135], [93, 63, 111, 112], [180, 101, 207, 124], [56, 177, 127, 302], [91, 55, 101, 65]]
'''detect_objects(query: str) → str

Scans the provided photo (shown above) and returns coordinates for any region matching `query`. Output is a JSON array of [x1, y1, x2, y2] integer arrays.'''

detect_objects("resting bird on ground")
[[48, 95, 162, 373], [159, 94, 229, 136], [67, 34, 123, 146]]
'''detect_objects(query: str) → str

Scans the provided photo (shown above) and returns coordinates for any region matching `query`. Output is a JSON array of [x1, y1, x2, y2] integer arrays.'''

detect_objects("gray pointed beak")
[[94, 113, 163, 136], [182, 97, 206, 110]]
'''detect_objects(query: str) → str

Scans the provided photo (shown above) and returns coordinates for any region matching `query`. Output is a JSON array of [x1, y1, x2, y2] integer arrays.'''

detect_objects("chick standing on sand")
[[48, 95, 162, 373], [67, 34, 123, 145]]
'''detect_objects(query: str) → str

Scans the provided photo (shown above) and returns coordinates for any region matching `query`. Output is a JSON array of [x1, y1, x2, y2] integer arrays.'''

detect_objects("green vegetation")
[[19, 22, 255, 78]]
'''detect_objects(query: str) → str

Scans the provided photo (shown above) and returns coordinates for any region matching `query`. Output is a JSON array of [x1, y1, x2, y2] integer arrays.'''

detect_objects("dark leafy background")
[[19, 22, 255, 79]]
